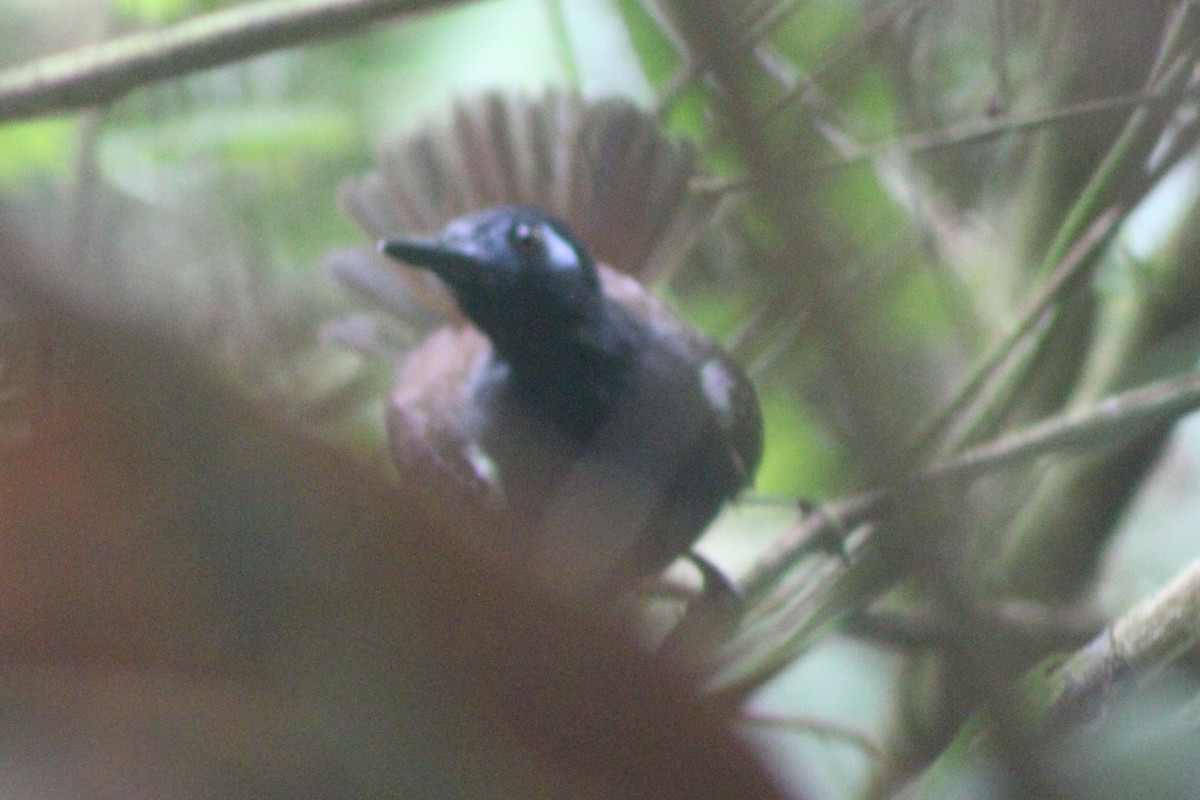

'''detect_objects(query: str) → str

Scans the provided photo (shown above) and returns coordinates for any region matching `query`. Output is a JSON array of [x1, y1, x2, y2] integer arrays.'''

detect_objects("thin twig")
[[926, 307, 1058, 457], [693, 79, 1200, 197], [1033, 37, 1191, 284], [912, 206, 1123, 457], [740, 712, 886, 759], [0, 0, 458, 122], [921, 365, 1200, 481], [843, 601, 1099, 651], [741, 366, 1200, 596], [542, 0, 579, 88], [656, 0, 804, 114], [990, 0, 1010, 114], [755, 0, 936, 125]]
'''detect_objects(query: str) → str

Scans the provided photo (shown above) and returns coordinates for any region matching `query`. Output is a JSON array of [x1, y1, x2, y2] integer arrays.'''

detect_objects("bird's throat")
[[490, 318, 635, 444]]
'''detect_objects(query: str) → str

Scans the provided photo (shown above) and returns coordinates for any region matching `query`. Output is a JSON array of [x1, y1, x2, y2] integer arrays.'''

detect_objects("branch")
[[742, 368, 1200, 596], [1044, 556, 1200, 726], [912, 205, 1122, 457], [692, 79, 1200, 196], [925, 369, 1200, 482], [739, 712, 885, 759], [0, 0, 462, 122]]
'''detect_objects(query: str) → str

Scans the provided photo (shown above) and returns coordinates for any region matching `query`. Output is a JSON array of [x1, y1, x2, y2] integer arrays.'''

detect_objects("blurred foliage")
[[0, 118, 76, 183], [112, 0, 192, 24], [3, 1, 1200, 799]]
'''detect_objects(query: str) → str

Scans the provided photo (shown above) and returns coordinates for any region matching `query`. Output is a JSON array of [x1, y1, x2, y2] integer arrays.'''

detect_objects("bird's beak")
[[378, 237, 483, 289]]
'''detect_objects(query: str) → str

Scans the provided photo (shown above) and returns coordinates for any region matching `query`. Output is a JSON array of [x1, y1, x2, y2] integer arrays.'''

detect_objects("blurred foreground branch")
[[0, 0, 459, 122], [0, 215, 791, 800]]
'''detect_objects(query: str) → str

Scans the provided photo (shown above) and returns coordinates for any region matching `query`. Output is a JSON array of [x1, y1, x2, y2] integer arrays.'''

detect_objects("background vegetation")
[[2, 1, 1200, 798]]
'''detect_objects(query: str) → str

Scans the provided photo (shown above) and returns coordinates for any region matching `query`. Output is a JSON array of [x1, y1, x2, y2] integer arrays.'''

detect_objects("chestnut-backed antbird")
[[326, 92, 762, 596]]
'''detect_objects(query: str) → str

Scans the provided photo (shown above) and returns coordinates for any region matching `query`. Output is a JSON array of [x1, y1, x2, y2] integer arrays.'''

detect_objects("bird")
[[325, 91, 762, 596], [377, 205, 761, 594]]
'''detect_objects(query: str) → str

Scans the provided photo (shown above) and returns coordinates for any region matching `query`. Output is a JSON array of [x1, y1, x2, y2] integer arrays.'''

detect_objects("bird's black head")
[[379, 206, 604, 361]]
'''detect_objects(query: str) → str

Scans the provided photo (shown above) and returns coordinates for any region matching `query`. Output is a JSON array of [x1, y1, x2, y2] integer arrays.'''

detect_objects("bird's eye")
[[508, 222, 544, 257]]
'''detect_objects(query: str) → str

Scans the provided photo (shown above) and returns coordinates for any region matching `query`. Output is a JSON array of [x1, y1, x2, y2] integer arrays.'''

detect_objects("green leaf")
[[0, 118, 76, 185], [111, 0, 193, 25]]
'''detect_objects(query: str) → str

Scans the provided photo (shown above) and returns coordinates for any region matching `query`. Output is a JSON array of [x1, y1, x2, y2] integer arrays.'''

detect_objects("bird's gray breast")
[[468, 334, 748, 593], [466, 357, 582, 526]]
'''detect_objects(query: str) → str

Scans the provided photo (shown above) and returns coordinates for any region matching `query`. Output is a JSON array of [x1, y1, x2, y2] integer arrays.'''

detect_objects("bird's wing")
[[386, 326, 503, 504], [603, 265, 763, 485]]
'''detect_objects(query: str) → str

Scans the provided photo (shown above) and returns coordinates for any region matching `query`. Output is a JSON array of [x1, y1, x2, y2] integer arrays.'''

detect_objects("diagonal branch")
[[0, 0, 462, 122], [1043, 555, 1200, 726], [693, 78, 1200, 197], [742, 368, 1200, 597], [911, 205, 1123, 457]]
